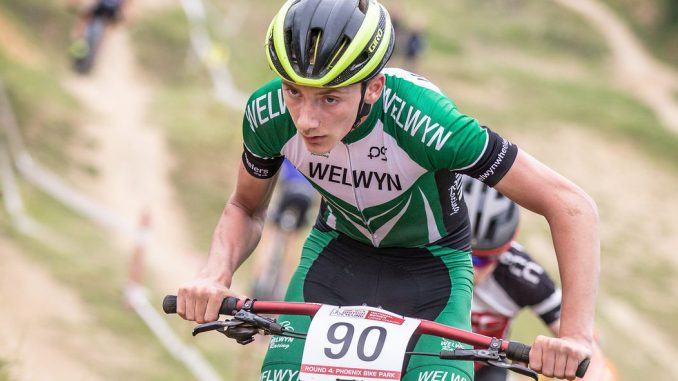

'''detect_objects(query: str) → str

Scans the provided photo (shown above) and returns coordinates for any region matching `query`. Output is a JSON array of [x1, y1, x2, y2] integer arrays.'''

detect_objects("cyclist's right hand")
[[176, 278, 238, 323]]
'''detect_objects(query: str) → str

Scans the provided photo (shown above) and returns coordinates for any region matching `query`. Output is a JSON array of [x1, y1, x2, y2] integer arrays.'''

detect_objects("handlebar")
[[162, 295, 589, 378]]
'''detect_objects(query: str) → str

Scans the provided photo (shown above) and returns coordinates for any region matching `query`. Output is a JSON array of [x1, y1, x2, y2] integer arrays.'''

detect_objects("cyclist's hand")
[[529, 335, 592, 380], [176, 278, 236, 324]]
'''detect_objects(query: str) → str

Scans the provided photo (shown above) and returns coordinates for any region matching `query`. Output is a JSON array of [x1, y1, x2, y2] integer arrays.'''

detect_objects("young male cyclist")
[[175, 1, 600, 380], [462, 177, 613, 381]]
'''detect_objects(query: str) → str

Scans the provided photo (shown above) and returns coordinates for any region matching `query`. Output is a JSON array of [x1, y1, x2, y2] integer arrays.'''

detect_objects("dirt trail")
[[0, 238, 140, 381], [65, 12, 203, 293], [554, 0, 678, 133]]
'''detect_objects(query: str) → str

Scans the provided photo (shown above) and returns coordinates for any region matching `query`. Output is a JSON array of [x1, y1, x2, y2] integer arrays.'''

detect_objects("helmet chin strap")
[[353, 81, 372, 129]]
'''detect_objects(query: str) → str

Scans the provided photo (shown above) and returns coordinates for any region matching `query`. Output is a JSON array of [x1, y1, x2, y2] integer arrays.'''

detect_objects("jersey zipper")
[[344, 143, 378, 246]]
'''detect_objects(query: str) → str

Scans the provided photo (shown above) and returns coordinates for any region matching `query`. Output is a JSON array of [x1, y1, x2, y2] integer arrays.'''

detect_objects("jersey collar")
[[341, 95, 384, 145]]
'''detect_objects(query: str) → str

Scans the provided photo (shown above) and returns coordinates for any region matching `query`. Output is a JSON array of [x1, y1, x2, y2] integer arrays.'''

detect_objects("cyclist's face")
[[282, 77, 383, 155]]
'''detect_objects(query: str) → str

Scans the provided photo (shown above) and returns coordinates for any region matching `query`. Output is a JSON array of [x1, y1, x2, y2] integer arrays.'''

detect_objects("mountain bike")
[[162, 296, 589, 381]]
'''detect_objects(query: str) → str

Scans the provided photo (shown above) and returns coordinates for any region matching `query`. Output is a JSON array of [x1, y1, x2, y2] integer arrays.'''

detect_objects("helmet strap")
[[353, 81, 372, 129]]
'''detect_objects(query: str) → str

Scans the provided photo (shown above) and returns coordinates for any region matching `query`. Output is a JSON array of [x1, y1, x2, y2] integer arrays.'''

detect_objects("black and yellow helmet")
[[265, 0, 395, 88]]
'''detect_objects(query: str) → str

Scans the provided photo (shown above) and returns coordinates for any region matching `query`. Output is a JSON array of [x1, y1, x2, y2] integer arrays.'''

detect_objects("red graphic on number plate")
[[301, 364, 401, 380], [365, 310, 404, 325]]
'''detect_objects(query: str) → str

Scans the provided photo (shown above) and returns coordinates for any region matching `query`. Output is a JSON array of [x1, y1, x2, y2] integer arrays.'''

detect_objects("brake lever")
[[192, 320, 238, 336], [486, 360, 538, 381]]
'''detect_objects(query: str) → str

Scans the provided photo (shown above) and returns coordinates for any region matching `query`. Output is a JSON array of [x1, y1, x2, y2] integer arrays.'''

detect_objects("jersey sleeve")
[[381, 70, 518, 186], [241, 79, 294, 179]]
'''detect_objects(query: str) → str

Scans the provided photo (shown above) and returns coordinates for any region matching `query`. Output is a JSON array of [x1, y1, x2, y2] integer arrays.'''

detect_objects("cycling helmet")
[[461, 176, 520, 256], [265, 0, 395, 88]]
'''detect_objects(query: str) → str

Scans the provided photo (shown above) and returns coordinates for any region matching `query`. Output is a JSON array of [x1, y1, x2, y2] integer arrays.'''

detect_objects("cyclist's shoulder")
[[382, 68, 445, 97], [243, 78, 294, 132], [378, 68, 485, 164], [243, 78, 296, 155]]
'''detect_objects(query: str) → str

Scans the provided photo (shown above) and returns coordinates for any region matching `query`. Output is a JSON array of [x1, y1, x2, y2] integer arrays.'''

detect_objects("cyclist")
[[462, 176, 612, 381], [69, 0, 129, 59], [249, 159, 317, 301], [176, 1, 600, 380]]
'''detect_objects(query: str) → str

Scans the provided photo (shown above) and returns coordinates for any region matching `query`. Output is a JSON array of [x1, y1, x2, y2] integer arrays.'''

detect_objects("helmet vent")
[[328, 37, 350, 70], [308, 29, 322, 67]]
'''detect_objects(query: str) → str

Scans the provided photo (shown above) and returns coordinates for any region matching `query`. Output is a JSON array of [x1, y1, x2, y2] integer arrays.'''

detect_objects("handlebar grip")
[[162, 295, 240, 315], [506, 341, 590, 378], [506, 341, 531, 362]]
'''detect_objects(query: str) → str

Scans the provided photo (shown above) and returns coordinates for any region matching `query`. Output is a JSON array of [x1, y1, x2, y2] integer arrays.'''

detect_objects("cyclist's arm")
[[177, 161, 277, 323], [495, 149, 600, 379], [208, 161, 277, 285]]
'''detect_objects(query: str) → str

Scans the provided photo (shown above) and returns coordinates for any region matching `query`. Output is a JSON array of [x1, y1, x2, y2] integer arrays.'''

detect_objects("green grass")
[[0, 0, 86, 175], [0, 0, 76, 60], [129, 8, 199, 85], [0, 358, 13, 381], [0, 54, 82, 172]]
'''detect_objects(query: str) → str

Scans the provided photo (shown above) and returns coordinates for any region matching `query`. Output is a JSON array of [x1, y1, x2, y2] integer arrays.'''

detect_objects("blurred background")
[[1, 0, 677, 380]]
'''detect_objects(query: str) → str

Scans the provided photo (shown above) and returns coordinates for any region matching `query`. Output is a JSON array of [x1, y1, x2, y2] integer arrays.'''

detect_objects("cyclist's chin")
[[303, 137, 336, 155]]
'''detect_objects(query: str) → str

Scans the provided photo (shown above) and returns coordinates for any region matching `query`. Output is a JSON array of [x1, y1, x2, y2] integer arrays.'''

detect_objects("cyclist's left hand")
[[529, 335, 592, 380]]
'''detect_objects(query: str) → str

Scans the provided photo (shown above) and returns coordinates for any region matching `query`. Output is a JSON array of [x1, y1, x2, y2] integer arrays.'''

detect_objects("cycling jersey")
[[242, 68, 518, 249]]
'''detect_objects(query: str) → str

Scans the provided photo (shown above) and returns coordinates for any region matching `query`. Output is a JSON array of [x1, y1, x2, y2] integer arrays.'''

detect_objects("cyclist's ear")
[[363, 74, 386, 105]]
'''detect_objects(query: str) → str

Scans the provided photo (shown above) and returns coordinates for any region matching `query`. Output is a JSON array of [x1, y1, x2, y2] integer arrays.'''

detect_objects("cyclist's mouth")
[[304, 135, 325, 144]]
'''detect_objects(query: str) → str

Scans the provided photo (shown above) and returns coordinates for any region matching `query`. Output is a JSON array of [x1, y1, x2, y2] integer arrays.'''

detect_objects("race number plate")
[[299, 305, 420, 381]]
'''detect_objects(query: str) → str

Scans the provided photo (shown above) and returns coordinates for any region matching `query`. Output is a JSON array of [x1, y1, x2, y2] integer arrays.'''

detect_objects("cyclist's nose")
[[296, 101, 321, 133]]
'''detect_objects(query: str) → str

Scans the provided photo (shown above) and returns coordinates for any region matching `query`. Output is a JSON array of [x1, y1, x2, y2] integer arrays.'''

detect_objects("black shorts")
[[260, 229, 475, 381]]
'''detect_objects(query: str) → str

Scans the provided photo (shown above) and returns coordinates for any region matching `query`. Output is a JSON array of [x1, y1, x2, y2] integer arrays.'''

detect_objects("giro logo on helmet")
[[369, 28, 385, 53]]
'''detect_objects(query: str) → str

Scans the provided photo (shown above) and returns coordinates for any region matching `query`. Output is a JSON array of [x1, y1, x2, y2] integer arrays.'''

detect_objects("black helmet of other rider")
[[461, 175, 520, 256]]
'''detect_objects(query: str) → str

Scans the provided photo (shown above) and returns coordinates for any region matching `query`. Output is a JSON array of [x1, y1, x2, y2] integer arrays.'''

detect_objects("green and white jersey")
[[242, 68, 518, 248]]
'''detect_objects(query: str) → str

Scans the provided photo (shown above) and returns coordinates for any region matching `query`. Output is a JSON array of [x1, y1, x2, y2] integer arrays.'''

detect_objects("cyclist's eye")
[[286, 88, 300, 97], [325, 96, 338, 104]]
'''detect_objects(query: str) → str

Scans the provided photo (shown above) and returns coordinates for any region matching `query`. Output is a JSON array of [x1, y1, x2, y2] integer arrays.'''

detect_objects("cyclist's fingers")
[[184, 291, 196, 321], [553, 346, 568, 380], [195, 295, 209, 324], [564, 356, 579, 381], [176, 288, 188, 319], [541, 347, 557, 378], [529, 335, 545, 373], [205, 294, 224, 322]]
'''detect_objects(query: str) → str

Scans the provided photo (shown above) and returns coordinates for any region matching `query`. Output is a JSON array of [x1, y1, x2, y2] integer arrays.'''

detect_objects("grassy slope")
[[600, 0, 678, 67], [83, 0, 678, 380], [0, 0, 81, 172], [0, 2, 198, 380]]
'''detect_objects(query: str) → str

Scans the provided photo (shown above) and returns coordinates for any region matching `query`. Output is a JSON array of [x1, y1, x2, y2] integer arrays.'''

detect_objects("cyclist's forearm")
[[547, 187, 600, 342], [202, 201, 266, 288], [495, 151, 600, 343]]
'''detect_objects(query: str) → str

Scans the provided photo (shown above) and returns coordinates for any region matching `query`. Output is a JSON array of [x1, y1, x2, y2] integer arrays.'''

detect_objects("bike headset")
[[461, 176, 520, 266], [265, 0, 396, 128]]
